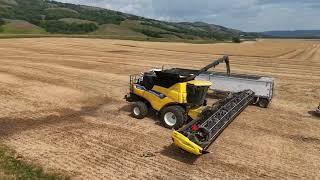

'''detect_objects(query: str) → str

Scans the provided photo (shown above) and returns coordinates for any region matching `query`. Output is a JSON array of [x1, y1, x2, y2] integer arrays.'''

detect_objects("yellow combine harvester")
[[125, 56, 256, 155]]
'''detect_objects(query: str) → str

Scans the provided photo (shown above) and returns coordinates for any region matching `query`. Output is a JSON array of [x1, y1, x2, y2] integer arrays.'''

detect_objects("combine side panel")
[[173, 90, 255, 154]]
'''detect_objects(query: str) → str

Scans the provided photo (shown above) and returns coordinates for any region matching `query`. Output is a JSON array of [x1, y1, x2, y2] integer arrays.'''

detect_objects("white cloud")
[[56, 0, 320, 31]]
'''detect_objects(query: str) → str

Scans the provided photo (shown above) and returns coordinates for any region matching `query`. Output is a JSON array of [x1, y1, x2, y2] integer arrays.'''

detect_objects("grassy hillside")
[[0, 0, 256, 41], [92, 23, 147, 38], [1, 19, 46, 34], [59, 18, 96, 24]]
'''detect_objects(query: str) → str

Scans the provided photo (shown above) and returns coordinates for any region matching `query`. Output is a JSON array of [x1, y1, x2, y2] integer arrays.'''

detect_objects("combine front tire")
[[131, 101, 148, 119], [160, 106, 185, 129]]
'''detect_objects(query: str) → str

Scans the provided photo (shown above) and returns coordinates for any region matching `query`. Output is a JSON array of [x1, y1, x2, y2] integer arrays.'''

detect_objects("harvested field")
[[0, 38, 319, 179]]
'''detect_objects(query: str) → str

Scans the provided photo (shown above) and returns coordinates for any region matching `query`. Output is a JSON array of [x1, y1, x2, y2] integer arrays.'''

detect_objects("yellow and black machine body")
[[125, 56, 255, 155]]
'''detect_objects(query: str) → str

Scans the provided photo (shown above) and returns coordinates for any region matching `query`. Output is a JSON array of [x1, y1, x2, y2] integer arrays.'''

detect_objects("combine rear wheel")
[[258, 98, 269, 108], [131, 101, 148, 119], [160, 106, 185, 129]]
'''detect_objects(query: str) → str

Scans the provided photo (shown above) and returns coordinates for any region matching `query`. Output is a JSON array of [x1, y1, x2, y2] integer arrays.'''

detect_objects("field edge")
[[0, 144, 69, 180]]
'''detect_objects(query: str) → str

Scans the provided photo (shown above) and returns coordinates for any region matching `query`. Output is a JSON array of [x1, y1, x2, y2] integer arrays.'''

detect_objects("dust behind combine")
[[0, 38, 319, 179]]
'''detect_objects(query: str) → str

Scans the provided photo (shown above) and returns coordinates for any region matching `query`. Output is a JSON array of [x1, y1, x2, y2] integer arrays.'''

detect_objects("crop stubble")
[[0, 38, 319, 179]]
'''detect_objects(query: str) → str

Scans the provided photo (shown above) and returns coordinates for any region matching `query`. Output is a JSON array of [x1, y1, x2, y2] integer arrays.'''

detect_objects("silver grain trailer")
[[196, 72, 274, 108]]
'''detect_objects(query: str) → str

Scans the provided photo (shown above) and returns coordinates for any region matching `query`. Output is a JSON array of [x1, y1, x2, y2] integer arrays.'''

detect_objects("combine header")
[[125, 56, 274, 155], [172, 90, 255, 154]]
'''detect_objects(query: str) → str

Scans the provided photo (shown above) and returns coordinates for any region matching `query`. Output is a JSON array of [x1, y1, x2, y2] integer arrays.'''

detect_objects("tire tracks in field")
[[307, 44, 320, 61], [2, 98, 262, 179], [2, 42, 320, 74], [293, 44, 320, 60], [3, 50, 320, 78], [276, 49, 306, 59], [0, 61, 129, 99], [4, 109, 208, 179], [1, 38, 320, 179]]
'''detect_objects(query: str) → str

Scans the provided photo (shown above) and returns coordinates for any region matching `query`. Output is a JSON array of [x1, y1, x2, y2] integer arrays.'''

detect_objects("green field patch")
[[45, 8, 79, 20], [0, 0, 17, 6], [0, 20, 46, 34], [0, 145, 68, 179], [121, 20, 167, 32], [159, 33, 181, 39], [59, 18, 97, 25], [93, 24, 146, 37]]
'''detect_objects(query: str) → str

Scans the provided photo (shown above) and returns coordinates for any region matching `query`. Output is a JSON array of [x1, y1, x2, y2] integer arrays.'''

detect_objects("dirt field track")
[[0, 38, 319, 179]]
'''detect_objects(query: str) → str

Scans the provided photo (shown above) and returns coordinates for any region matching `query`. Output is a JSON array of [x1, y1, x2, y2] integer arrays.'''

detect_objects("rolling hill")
[[0, 0, 256, 41], [262, 30, 320, 38], [0, 19, 46, 34]]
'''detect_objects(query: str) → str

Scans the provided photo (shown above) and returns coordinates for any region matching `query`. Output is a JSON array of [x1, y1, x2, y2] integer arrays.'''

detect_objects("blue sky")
[[57, 0, 320, 32]]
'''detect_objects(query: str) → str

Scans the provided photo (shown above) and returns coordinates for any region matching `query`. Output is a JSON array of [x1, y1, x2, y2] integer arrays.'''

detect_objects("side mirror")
[[203, 99, 208, 106]]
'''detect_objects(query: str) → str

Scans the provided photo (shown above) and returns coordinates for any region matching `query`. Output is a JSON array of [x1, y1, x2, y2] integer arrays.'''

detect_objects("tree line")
[[0, 18, 4, 32], [0, 19, 4, 26], [140, 21, 233, 40], [41, 20, 98, 34]]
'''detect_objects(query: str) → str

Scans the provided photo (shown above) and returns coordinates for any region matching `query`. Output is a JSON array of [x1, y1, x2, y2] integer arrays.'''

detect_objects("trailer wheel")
[[131, 101, 148, 119], [258, 98, 269, 108], [160, 106, 185, 129]]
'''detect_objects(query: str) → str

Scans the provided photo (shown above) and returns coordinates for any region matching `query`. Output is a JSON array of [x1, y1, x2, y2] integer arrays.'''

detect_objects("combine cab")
[[125, 56, 273, 155]]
